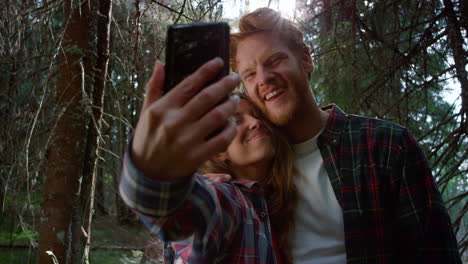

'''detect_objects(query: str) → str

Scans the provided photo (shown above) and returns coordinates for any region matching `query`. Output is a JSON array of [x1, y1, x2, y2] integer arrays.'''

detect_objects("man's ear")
[[301, 52, 314, 73]]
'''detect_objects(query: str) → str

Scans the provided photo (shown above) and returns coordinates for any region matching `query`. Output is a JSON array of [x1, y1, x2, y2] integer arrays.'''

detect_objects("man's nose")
[[257, 67, 273, 86]]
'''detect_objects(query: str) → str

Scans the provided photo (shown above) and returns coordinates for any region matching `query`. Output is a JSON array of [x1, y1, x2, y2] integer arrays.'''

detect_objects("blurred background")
[[0, 0, 466, 263]]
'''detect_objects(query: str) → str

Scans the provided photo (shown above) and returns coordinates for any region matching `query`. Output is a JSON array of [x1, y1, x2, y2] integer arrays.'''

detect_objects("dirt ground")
[[91, 215, 164, 262]]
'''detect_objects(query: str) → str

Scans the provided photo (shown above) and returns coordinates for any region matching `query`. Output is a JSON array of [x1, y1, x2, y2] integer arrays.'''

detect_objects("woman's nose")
[[245, 115, 261, 130]]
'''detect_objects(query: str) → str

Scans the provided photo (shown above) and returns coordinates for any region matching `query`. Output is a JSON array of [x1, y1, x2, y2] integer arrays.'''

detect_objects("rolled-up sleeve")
[[118, 142, 244, 260], [119, 149, 194, 218]]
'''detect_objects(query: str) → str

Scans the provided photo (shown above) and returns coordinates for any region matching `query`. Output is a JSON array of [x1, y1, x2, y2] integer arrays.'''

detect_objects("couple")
[[120, 8, 461, 264]]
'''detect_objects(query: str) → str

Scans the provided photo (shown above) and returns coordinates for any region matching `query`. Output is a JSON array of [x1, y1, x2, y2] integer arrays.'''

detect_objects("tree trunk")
[[95, 164, 107, 215], [460, 0, 468, 39], [321, 0, 332, 34], [442, 0, 468, 127], [115, 113, 134, 224], [37, 1, 91, 263], [95, 123, 112, 216], [81, 0, 112, 263]]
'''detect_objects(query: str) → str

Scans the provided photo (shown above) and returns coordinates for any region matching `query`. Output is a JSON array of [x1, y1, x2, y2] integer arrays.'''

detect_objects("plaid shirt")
[[318, 105, 461, 263], [120, 104, 461, 263], [119, 149, 283, 264]]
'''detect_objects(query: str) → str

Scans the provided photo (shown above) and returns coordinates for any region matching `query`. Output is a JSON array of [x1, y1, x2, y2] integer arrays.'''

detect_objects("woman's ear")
[[214, 152, 229, 163], [301, 52, 314, 73]]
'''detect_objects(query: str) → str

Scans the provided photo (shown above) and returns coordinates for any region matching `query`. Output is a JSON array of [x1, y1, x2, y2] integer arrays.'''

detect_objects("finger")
[[189, 94, 240, 141], [192, 119, 237, 165], [219, 174, 232, 182], [184, 73, 241, 121], [142, 61, 165, 113], [165, 57, 224, 106], [204, 173, 232, 183]]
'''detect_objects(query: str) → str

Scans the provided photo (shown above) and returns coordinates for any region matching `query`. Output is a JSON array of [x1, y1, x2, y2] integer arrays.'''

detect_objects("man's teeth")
[[265, 89, 282, 101]]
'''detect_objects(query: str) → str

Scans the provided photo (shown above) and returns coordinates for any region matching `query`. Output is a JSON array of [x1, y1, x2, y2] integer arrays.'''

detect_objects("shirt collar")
[[318, 104, 349, 145], [293, 128, 321, 155], [231, 179, 265, 195]]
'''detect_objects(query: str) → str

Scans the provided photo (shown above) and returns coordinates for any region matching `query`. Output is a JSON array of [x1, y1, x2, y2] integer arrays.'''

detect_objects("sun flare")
[[224, 0, 297, 21]]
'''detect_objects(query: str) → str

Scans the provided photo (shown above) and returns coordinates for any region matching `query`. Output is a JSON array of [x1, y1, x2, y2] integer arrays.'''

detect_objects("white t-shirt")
[[290, 132, 346, 263]]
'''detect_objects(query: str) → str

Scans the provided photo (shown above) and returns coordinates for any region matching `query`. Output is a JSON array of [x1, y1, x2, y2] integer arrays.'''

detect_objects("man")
[[226, 8, 461, 263], [125, 7, 461, 264]]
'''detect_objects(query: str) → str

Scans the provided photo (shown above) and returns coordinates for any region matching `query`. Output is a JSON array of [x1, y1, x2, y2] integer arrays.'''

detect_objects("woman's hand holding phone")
[[131, 58, 241, 181]]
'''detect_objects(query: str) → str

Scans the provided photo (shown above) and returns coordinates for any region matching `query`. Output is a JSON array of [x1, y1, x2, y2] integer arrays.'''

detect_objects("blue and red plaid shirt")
[[315, 105, 461, 263], [119, 148, 283, 263]]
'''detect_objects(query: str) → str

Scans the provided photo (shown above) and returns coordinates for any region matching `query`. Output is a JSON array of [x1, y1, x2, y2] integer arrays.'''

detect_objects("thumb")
[[141, 61, 165, 113]]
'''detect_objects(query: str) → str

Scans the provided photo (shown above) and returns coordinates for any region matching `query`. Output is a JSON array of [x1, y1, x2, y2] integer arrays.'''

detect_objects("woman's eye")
[[233, 117, 242, 125]]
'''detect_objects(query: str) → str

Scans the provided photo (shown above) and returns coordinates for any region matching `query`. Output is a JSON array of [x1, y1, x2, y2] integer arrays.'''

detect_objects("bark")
[[37, 1, 91, 263]]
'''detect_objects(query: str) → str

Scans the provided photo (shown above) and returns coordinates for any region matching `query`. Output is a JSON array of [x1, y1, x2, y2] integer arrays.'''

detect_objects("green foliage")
[[0, 249, 36, 264], [0, 209, 39, 246], [0, 229, 38, 245], [0, 230, 39, 245]]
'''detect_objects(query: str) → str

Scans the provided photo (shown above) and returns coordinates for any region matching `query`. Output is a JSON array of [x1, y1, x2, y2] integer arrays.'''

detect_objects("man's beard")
[[261, 79, 297, 126], [263, 98, 296, 127]]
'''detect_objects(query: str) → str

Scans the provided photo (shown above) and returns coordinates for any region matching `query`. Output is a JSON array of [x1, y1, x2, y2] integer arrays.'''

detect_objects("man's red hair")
[[230, 8, 310, 72]]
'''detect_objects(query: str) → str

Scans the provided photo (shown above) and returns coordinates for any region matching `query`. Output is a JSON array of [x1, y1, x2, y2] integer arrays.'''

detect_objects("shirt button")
[[260, 212, 267, 218], [332, 139, 338, 145]]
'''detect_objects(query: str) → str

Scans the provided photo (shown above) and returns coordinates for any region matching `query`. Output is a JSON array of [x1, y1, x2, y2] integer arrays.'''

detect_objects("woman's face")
[[221, 99, 276, 177]]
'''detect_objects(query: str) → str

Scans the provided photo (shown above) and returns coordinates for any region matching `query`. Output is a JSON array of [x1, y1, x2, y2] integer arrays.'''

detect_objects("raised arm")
[[119, 146, 245, 260], [131, 58, 240, 182], [119, 59, 243, 260]]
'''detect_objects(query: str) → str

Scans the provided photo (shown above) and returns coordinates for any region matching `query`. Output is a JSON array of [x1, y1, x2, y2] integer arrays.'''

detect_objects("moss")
[[0, 229, 38, 244]]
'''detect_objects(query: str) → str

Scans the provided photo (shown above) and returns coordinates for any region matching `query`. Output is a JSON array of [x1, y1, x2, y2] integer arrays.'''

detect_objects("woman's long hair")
[[198, 94, 297, 263]]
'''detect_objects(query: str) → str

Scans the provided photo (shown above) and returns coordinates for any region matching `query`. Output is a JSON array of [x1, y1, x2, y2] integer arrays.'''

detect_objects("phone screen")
[[163, 22, 230, 93]]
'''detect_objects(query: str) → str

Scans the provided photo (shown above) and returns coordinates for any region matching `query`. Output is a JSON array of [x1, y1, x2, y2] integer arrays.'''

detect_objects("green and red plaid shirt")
[[120, 104, 461, 263], [318, 105, 461, 263]]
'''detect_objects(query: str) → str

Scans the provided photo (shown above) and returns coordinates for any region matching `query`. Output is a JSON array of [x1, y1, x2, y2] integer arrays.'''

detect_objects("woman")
[[120, 95, 297, 263]]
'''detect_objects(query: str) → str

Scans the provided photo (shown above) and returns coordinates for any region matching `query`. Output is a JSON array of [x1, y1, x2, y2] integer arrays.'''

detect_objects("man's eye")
[[271, 57, 283, 66], [244, 72, 255, 80]]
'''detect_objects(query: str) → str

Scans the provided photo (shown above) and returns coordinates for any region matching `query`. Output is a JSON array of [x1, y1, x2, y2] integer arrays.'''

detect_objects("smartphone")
[[163, 22, 230, 93]]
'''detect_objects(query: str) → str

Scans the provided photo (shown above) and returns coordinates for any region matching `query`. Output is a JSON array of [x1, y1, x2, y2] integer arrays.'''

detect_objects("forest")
[[0, 0, 466, 263]]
